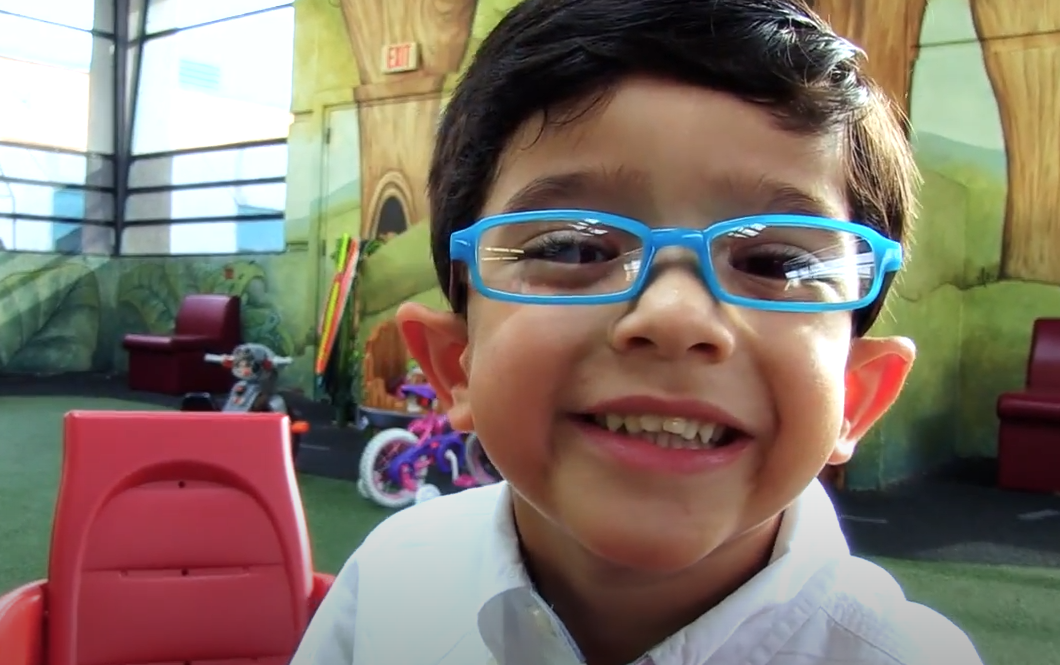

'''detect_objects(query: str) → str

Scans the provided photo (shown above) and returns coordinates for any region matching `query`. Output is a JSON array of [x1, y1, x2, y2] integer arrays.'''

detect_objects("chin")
[[575, 520, 718, 574], [557, 493, 727, 575]]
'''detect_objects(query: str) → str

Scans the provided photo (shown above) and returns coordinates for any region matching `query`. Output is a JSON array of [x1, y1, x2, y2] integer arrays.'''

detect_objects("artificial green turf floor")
[[1, 396, 1057, 664]]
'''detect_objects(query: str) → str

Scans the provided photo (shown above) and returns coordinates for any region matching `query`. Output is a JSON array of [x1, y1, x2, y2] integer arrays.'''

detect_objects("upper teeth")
[[595, 413, 728, 447]]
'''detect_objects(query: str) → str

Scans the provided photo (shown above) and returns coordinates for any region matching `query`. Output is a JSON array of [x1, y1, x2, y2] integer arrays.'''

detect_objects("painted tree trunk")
[[339, 0, 479, 239], [971, 0, 1060, 284], [362, 319, 411, 412], [339, 0, 478, 86], [355, 97, 438, 238], [808, 0, 928, 116]]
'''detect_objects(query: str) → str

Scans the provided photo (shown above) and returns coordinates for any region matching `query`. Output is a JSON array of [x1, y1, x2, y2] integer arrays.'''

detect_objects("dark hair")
[[428, 0, 919, 335]]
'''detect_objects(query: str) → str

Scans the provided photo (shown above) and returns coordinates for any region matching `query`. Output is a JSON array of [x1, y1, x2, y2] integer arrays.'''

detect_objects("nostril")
[[688, 341, 718, 355], [625, 336, 655, 350]]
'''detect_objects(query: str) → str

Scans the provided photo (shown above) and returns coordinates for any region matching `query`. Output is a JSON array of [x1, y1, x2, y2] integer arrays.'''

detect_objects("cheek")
[[462, 304, 599, 481], [759, 313, 850, 404], [760, 321, 850, 458]]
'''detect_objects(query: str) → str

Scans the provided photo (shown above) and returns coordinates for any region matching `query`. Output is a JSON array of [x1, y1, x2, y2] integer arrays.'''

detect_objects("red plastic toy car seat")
[[0, 581, 44, 665], [0, 411, 334, 665]]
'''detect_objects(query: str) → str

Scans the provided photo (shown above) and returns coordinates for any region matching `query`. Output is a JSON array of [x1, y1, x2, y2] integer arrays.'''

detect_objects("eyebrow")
[[499, 169, 840, 219], [720, 174, 841, 219], [500, 168, 643, 214]]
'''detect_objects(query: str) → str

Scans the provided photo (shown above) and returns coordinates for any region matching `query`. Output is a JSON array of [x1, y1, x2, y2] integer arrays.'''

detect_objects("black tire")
[[180, 392, 217, 412], [464, 433, 500, 486]]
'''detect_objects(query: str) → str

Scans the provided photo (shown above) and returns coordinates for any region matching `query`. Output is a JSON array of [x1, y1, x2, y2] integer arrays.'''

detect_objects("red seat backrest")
[[48, 411, 313, 665], [1027, 318, 1060, 392], [174, 294, 241, 339]]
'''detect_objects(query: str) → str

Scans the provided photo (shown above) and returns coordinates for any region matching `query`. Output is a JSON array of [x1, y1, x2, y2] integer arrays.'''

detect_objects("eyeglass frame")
[[448, 208, 902, 313]]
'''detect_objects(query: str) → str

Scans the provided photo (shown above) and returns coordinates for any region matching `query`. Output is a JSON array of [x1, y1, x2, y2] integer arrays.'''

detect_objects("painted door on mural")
[[317, 103, 363, 326]]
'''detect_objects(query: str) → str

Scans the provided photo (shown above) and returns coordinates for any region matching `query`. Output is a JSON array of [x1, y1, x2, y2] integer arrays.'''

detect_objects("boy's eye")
[[731, 245, 826, 281], [523, 233, 619, 264]]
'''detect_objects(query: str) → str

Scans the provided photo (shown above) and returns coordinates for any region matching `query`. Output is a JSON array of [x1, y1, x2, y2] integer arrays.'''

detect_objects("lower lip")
[[573, 419, 751, 475]]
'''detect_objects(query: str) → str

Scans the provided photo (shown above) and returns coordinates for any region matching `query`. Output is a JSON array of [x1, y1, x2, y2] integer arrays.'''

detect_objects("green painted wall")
[[849, 0, 1060, 487], [0, 251, 315, 388]]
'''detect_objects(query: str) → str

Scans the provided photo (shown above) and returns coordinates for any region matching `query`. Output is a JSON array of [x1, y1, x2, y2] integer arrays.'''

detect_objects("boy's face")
[[400, 77, 914, 573]]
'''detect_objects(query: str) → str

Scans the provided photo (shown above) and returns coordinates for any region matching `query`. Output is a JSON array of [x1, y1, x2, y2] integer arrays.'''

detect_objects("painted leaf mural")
[[117, 261, 182, 333], [216, 261, 298, 356], [209, 261, 268, 298], [242, 306, 296, 356], [0, 262, 101, 371]]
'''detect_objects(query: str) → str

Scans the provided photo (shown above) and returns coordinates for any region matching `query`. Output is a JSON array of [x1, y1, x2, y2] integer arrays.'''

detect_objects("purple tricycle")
[[357, 383, 499, 508]]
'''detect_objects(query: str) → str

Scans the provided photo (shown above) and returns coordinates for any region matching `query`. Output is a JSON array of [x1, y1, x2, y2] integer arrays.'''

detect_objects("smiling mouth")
[[579, 413, 744, 450]]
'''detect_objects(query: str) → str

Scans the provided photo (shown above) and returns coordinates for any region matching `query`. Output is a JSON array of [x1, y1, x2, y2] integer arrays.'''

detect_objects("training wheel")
[[414, 483, 442, 504]]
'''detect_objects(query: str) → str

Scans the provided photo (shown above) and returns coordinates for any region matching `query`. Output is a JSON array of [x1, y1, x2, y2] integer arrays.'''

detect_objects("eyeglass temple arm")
[[854, 271, 896, 336], [447, 261, 468, 314]]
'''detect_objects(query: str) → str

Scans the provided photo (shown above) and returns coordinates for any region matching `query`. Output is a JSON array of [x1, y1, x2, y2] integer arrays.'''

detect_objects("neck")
[[513, 499, 781, 665]]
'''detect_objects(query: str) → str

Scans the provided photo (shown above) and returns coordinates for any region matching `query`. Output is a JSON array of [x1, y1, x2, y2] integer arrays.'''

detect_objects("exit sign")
[[381, 42, 420, 74]]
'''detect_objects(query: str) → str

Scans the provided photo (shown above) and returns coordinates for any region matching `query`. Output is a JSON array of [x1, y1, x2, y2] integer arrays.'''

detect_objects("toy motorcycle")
[[180, 343, 309, 461]]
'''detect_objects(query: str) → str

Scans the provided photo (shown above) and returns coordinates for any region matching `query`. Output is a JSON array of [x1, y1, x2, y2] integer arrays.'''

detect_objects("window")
[[145, 0, 290, 34], [121, 218, 284, 256], [52, 187, 85, 219], [235, 204, 284, 253], [0, 145, 114, 253], [0, 8, 115, 253], [0, 144, 113, 187], [178, 59, 221, 92], [122, 177, 286, 255], [129, 142, 286, 188], [0, 13, 114, 153], [0, 181, 111, 221], [0, 3, 295, 256], [51, 187, 86, 250], [0, 220, 112, 253], [125, 182, 285, 222], [125, 4, 293, 256], [132, 7, 294, 154], [0, 0, 98, 32]]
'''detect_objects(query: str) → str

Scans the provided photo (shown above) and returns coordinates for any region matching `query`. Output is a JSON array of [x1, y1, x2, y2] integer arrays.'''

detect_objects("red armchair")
[[997, 318, 1060, 493], [122, 294, 241, 395], [0, 411, 333, 665]]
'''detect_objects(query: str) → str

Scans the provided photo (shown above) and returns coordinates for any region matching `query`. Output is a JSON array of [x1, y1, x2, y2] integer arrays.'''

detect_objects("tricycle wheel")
[[464, 433, 500, 486], [414, 483, 442, 504], [358, 429, 420, 509]]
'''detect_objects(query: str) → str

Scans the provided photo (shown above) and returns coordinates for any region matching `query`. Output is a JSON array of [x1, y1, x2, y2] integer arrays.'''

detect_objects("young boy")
[[293, 0, 983, 663]]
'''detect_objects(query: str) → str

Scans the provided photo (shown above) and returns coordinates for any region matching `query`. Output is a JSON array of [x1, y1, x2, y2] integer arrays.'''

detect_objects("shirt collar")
[[475, 482, 529, 606], [474, 480, 849, 664]]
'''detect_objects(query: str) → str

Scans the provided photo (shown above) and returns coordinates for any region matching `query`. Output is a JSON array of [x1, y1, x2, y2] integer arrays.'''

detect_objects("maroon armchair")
[[122, 294, 242, 395], [997, 318, 1060, 493]]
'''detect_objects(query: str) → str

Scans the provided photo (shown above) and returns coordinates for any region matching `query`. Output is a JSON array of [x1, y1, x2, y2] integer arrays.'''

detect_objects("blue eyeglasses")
[[449, 209, 902, 312]]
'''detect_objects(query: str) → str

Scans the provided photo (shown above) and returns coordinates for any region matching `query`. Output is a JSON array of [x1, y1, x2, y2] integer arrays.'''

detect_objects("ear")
[[394, 302, 473, 431], [830, 336, 916, 465]]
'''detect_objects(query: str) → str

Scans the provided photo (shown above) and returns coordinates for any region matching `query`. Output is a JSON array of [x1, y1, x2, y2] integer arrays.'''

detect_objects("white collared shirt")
[[292, 480, 982, 664]]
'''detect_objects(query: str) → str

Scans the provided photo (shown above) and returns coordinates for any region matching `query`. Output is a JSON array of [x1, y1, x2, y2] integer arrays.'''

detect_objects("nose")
[[610, 263, 737, 362]]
